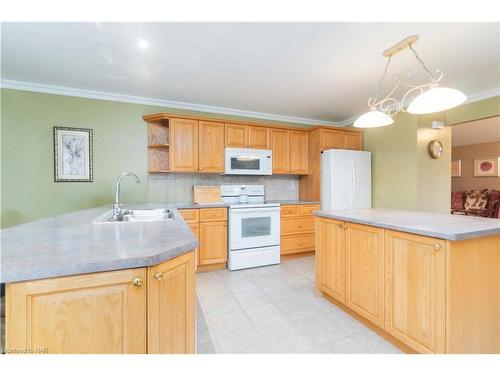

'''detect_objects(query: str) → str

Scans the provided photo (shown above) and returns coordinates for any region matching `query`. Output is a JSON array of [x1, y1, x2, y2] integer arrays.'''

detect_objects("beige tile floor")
[[196, 255, 401, 354]]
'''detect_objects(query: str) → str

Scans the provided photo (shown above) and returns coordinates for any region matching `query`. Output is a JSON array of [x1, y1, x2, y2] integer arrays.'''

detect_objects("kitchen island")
[[1, 203, 198, 354], [314, 208, 500, 354]]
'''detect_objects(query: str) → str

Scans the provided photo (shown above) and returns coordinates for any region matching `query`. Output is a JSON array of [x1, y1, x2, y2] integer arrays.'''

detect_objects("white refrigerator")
[[321, 149, 372, 210]]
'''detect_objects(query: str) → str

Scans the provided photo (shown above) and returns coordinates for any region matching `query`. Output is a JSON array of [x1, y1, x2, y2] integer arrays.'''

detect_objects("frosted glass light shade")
[[407, 87, 467, 114], [353, 109, 394, 128]]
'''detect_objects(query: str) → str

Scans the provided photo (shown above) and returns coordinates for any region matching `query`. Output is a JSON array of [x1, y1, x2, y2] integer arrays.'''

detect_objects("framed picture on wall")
[[54, 126, 93, 182], [451, 160, 462, 178], [473, 157, 500, 177]]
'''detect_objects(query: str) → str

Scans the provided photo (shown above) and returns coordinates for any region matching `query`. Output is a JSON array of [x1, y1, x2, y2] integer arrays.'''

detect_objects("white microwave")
[[224, 148, 273, 175]]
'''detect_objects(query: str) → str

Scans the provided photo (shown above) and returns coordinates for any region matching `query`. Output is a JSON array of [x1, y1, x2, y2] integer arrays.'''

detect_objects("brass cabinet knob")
[[343, 224, 348, 230], [153, 272, 163, 280], [133, 278, 143, 287], [434, 243, 441, 250]]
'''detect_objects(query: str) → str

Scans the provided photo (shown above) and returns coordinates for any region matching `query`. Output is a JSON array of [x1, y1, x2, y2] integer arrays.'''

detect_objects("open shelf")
[[147, 119, 170, 172]]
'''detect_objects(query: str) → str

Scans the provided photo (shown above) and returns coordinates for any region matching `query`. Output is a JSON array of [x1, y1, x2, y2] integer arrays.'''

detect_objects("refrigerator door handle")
[[351, 158, 359, 207]]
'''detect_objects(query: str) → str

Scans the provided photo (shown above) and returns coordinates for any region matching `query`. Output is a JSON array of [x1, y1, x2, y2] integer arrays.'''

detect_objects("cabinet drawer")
[[280, 205, 300, 217], [178, 209, 199, 224], [199, 208, 227, 222], [281, 234, 315, 254], [299, 204, 320, 216], [282, 217, 315, 235]]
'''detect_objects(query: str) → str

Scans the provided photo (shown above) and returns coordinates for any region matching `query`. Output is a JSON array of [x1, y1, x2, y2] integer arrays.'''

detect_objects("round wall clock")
[[428, 140, 444, 159]]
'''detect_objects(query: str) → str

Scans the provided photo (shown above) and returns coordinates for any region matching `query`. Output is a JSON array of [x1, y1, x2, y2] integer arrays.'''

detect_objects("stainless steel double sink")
[[94, 208, 175, 223]]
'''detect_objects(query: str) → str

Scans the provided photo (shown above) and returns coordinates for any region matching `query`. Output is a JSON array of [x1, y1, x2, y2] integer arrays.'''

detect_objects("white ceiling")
[[452, 116, 500, 147], [1, 22, 499, 125]]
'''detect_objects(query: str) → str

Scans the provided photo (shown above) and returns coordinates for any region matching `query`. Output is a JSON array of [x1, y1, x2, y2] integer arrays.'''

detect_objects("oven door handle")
[[230, 207, 280, 214]]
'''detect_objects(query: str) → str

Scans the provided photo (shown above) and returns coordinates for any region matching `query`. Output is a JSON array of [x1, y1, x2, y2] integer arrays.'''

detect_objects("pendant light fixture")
[[353, 35, 467, 128]]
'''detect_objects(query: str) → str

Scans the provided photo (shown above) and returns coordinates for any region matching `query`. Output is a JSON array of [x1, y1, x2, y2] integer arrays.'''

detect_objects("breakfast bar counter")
[[314, 208, 499, 354], [314, 208, 500, 240]]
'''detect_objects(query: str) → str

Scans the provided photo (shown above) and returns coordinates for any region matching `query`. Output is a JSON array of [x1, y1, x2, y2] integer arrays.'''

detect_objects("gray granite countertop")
[[266, 200, 320, 205], [1, 203, 198, 284], [314, 208, 500, 241]]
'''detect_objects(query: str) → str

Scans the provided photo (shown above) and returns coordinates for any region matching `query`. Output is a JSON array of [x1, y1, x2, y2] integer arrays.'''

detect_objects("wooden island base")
[[316, 216, 500, 354]]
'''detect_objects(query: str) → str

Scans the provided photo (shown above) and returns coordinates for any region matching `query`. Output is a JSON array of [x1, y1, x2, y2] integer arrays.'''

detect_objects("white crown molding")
[[2, 79, 497, 128], [0, 79, 342, 127], [465, 86, 500, 105]]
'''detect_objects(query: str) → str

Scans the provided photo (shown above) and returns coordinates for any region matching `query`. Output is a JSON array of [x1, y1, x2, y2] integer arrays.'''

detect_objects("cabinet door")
[[199, 221, 228, 265], [270, 128, 290, 174], [289, 130, 309, 174], [343, 132, 363, 150], [248, 126, 270, 149], [189, 223, 200, 269], [148, 252, 195, 354], [6, 269, 147, 354], [170, 118, 199, 171], [225, 123, 248, 148], [384, 230, 445, 354], [316, 218, 346, 303], [345, 223, 384, 327], [199, 121, 225, 173], [321, 129, 343, 150]]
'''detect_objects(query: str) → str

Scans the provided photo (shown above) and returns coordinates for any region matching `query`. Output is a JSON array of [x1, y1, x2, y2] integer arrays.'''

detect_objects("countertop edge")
[[314, 211, 500, 241]]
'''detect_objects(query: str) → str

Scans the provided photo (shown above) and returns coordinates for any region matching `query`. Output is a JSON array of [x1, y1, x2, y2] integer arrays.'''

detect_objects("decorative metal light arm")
[[365, 36, 445, 118]]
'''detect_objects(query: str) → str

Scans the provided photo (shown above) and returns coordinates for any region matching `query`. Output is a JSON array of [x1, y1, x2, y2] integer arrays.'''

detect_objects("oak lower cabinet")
[[6, 252, 195, 354], [345, 223, 385, 328], [384, 230, 446, 354], [281, 204, 319, 255], [316, 218, 346, 303], [148, 251, 195, 354], [199, 221, 228, 266], [180, 208, 228, 269], [315, 217, 500, 354]]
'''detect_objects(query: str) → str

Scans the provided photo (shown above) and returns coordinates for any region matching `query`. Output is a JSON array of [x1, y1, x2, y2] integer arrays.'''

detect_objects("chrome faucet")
[[112, 172, 141, 217]]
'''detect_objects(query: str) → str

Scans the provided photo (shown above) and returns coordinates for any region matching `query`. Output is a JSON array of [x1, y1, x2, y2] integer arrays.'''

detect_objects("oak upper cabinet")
[[321, 129, 344, 150], [270, 128, 290, 174], [198, 121, 225, 173], [384, 230, 446, 354], [289, 130, 309, 175], [170, 118, 199, 172], [6, 268, 147, 354], [148, 252, 195, 354], [225, 123, 248, 148], [343, 132, 363, 150], [248, 126, 270, 149], [316, 218, 346, 303], [345, 223, 385, 328], [199, 208, 228, 266]]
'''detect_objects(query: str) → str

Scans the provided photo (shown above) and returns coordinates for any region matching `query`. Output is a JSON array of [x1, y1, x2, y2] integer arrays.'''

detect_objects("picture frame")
[[473, 157, 500, 177], [54, 126, 93, 182], [451, 160, 462, 178]]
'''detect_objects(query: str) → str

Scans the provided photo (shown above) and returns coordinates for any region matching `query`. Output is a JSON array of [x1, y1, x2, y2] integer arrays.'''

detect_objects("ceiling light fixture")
[[353, 35, 467, 128], [137, 38, 150, 50]]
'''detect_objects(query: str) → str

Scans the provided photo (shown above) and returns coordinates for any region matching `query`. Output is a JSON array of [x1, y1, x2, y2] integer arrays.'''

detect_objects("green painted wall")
[[0, 89, 313, 228], [363, 112, 419, 210], [416, 113, 451, 213], [445, 96, 500, 125]]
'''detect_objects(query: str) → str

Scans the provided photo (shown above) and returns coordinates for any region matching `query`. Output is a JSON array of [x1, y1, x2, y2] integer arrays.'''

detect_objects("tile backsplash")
[[148, 173, 299, 203]]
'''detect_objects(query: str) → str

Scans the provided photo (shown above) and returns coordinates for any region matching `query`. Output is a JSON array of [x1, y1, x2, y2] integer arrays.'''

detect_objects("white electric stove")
[[220, 185, 281, 271]]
